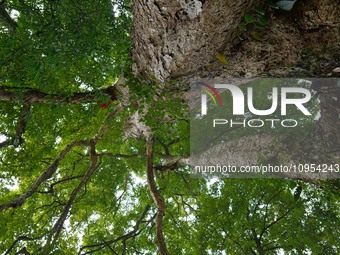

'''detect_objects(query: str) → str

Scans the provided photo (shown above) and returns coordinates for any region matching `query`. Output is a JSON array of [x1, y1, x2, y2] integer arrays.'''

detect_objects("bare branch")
[[156, 138, 170, 155], [221, 227, 246, 254], [98, 152, 146, 158], [263, 245, 283, 252], [15, 103, 30, 141]]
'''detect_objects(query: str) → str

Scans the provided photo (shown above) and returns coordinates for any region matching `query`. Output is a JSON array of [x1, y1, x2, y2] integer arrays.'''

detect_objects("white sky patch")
[[64, 218, 71, 232], [14, 146, 22, 152], [206, 250, 226, 255], [179, 213, 195, 223], [115, 189, 124, 199], [10, 9, 20, 20], [124, 220, 137, 232], [113, 4, 121, 18], [131, 172, 147, 185], [79, 82, 93, 91], [55, 136, 62, 145], [0, 134, 6, 143], [1, 176, 19, 191], [205, 177, 224, 197], [88, 213, 100, 222]]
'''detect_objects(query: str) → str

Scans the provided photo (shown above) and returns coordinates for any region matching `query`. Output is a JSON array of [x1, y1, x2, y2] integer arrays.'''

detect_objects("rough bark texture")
[[133, 0, 260, 81], [132, 0, 340, 82], [132, 0, 340, 180]]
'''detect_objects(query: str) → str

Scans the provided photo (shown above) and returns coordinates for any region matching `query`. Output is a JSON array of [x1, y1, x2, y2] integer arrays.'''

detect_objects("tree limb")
[[263, 208, 292, 233], [5, 235, 42, 255], [78, 205, 151, 255], [53, 140, 98, 237], [146, 136, 169, 255], [154, 161, 182, 171], [0, 103, 30, 149], [263, 245, 283, 252], [0, 140, 88, 212], [0, 86, 117, 104], [16, 247, 31, 255], [221, 227, 246, 254], [0, 4, 18, 31], [37, 175, 84, 194]]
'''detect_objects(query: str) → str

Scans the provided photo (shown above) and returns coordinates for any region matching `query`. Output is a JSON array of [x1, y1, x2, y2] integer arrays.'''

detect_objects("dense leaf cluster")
[[0, 1, 338, 255]]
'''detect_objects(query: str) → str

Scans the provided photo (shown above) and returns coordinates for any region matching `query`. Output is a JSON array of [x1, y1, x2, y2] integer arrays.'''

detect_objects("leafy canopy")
[[0, 1, 339, 255]]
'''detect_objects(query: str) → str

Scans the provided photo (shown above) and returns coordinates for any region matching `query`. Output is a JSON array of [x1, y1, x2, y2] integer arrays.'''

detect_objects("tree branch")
[[264, 208, 292, 232], [0, 4, 18, 31], [0, 103, 30, 149], [221, 227, 246, 254], [0, 140, 88, 212], [78, 205, 151, 255], [16, 247, 31, 255], [5, 235, 42, 255], [53, 141, 98, 237], [146, 136, 169, 255], [37, 175, 84, 194], [263, 245, 283, 252], [0, 85, 117, 104], [154, 161, 182, 171]]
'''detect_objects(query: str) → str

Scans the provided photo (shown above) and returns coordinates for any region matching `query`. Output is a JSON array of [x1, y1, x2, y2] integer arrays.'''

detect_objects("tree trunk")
[[132, 0, 340, 82], [132, 0, 340, 182]]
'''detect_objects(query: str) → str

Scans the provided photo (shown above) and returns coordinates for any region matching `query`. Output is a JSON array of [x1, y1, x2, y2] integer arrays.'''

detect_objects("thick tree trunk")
[[132, 0, 261, 81], [132, 0, 340, 81]]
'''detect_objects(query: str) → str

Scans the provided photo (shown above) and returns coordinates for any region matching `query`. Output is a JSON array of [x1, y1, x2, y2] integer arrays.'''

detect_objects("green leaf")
[[238, 23, 247, 31], [259, 16, 269, 26], [244, 14, 255, 23], [251, 31, 262, 41]]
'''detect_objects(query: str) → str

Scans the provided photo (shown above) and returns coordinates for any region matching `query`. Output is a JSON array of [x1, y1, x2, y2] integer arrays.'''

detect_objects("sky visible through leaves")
[[0, 1, 339, 255]]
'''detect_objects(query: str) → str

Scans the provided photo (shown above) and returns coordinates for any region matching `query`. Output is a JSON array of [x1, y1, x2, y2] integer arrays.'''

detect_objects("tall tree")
[[0, 1, 339, 255]]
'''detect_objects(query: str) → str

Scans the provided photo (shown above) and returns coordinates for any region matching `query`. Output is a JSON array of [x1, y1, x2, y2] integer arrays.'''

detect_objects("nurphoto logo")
[[199, 82, 312, 128], [201, 83, 311, 116]]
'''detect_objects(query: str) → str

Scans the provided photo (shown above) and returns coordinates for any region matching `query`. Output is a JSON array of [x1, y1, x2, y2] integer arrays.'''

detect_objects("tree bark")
[[132, 0, 340, 82], [146, 136, 169, 255]]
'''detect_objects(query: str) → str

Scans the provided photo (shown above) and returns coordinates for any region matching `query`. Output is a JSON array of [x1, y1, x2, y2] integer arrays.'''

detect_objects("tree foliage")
[[0, 1, 339, 255]]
